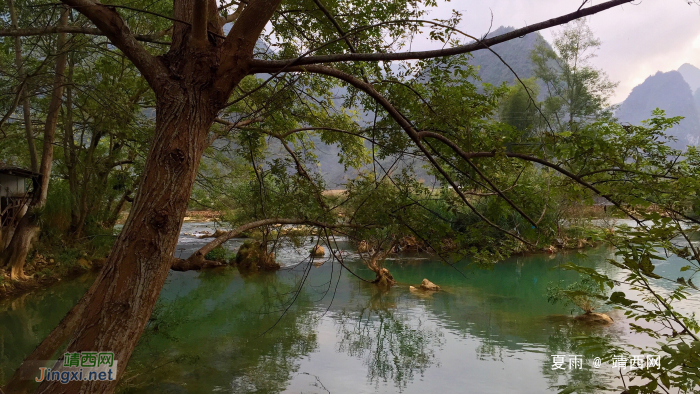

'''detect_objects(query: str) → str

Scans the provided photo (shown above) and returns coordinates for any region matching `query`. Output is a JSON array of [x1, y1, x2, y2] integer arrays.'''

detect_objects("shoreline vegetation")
[[1, 206, 620, 301]]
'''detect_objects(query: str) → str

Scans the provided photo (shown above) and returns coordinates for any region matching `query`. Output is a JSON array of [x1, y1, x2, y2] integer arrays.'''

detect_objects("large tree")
[[0, 0, 644, 392]]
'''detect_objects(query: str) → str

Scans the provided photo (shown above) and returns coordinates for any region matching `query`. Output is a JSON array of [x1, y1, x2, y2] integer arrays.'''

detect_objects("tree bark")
[[63, 55, 83, 233], [1, 6, 69, 279], [13, 0, 279, 390], [36, 83, 220, 393]]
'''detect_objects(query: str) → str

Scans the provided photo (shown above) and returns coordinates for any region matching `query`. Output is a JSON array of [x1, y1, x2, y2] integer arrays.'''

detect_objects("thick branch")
[[185, 218, 368, 265], [250, 0, 633, 68], [220, 2, 247, 24], [192, 0, 208, 45], [59, 0, 169, 90], [0, 26, 170, 44], [171, 258, 226, 271], [217, 0, 284, 90]]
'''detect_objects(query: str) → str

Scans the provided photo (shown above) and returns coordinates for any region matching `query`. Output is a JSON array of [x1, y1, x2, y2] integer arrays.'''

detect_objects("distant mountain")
[[695, 88, 700, 113], [678, 63, 700, 92], [616, 71, 700, 148], [468, 26, 551, 89]]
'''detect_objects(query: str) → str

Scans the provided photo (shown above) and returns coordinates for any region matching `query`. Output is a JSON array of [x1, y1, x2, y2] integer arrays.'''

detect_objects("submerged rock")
[[419, 278, 440, 291], [410, 278, 440, 292], [574, 312, 613, 325], [235, 241, 279, 272], [310, 245, 325, 257]]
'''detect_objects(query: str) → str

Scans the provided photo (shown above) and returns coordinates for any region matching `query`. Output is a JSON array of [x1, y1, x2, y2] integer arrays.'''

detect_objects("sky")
[[412, 0, 700, 103]]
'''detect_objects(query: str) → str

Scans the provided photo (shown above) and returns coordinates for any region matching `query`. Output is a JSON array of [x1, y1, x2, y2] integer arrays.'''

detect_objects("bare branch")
[[311, 0, 356, 52], [415, 131, 645, 226], [220, 1, 247, 24], [250, 0, 633, 68]]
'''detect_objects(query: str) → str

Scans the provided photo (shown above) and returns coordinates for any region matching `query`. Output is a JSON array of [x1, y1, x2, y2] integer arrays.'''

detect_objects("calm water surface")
[[1, 222, 697, 393]]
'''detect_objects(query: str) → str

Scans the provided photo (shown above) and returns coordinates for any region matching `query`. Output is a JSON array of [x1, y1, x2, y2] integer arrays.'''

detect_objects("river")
[[1, 222, 697, 393]]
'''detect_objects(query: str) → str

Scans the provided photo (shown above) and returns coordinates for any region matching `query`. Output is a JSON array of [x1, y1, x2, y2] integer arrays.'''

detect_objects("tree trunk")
[[63, 55, 83, 233], [104, 189, 131, 229], [73, 131, 101, 237], [3, 216, 40, 279], [36, 88, 218, 393], [0, 6, 68, 278], [186, 218, 312, 266], [363, 243, 397, 288]]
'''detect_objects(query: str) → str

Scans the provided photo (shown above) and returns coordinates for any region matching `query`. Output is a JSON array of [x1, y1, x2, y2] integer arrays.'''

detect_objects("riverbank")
[[0, 213, 617, 302], [0, 253, 103, 300]]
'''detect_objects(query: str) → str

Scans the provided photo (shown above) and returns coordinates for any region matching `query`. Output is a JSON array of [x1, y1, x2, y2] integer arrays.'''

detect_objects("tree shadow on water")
[[332, 286, 446, 392]]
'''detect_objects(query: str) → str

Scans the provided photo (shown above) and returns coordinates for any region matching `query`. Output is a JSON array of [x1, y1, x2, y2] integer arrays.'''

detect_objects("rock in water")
[[419, 278, 440, 291], [574, 312, 613, 325], [310, 245, 325, 257]]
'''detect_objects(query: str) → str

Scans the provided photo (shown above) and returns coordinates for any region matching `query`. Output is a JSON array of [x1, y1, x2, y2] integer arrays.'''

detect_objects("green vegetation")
[[0, 1, 698, 394]]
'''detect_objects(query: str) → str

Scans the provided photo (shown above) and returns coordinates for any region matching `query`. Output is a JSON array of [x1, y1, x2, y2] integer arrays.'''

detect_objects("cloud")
[[693, 34, 700, 49]]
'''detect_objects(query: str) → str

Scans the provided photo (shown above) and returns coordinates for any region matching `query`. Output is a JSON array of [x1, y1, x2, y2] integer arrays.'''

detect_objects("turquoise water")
[[1, 225, 697, 393]]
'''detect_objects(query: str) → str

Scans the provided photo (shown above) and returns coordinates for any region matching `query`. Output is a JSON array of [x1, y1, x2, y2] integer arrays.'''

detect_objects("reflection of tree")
[[0, 276, 91, 385], [119, 267, 320, 393], [474, 324, 505, 362], [333, 288, 445, 391], [539, 319, 623, 393]]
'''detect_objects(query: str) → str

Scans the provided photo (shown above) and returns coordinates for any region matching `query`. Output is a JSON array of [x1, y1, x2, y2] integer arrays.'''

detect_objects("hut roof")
[[0, 163, 41, 179]]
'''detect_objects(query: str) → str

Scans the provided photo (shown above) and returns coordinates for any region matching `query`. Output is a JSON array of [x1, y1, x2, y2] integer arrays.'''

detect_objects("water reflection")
[[539, 318, 623, 393], [2, 234, 697, 393], [333, 286, 445, 391], [120, 268, 320, 393]]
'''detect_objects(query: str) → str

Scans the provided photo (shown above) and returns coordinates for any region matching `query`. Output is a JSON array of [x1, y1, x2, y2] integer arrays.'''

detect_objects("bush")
[[204, 245, 229, 262]]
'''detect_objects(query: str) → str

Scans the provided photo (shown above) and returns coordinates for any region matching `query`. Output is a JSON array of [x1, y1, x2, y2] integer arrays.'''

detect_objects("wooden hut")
[[0, 164, 41, 230]]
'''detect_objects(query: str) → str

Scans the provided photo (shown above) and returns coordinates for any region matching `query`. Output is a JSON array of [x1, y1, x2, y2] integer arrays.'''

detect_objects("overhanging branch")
[[250, 0, 633, 68]]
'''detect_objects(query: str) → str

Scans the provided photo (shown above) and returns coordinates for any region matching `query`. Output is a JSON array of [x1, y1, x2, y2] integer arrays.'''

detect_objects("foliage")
[[204, 245, 231, 262], [549, 113, 700, 392], [531, 19, 617, 132], [547, 277, 608, 314]]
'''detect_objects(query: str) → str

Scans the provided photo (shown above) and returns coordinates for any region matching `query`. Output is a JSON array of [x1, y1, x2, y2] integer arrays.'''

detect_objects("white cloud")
[[693, 34, 700, 49]]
